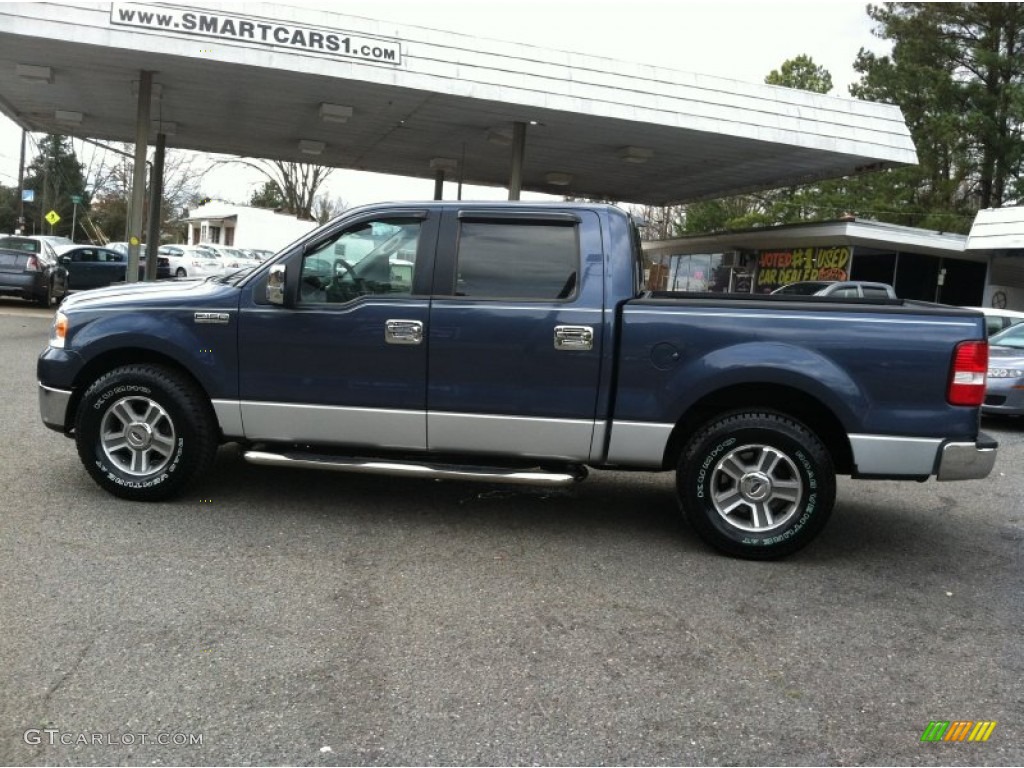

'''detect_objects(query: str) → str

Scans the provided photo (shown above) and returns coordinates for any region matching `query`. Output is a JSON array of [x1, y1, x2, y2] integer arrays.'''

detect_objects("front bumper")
[[39, 383, 72, 433], [936, 432, 998, 481]]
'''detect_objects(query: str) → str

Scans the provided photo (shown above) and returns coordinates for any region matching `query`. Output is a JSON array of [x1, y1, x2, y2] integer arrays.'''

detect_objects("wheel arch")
[[66, 348, 217, 435], [662, 382, 854, 475]]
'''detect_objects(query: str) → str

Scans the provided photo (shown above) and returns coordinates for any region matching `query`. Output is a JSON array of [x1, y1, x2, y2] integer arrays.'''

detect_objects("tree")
[[851, 2, 1024, 227], [231, 159, 333, 220], [312, 193, 349, 224], [249, 180, 285, 209], [765, 54, 834, 93], [0, 184, 18, 235], [21, 134, 89, 238], [85, 144, 211, 245], [680, 55, 836, 234]]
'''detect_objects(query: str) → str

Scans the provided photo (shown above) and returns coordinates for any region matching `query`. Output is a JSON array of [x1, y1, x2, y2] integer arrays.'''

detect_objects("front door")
[[237, 209, 438, 451]]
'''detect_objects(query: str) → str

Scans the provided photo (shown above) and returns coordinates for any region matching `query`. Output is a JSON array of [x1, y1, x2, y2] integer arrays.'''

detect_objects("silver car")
[[983, 323, 1024, 416]]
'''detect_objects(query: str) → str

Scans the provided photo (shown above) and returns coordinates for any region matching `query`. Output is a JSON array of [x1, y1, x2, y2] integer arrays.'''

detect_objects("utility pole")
[[16, 129, 26, 235]]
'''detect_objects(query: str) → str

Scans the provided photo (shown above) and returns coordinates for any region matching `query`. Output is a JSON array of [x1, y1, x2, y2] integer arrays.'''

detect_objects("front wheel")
[[74, 364, 219, 501], [677, 410, 836, 559]]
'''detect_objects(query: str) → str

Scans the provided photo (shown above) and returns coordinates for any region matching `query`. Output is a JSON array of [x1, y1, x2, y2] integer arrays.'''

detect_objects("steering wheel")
[[333, 258, 358, 282]]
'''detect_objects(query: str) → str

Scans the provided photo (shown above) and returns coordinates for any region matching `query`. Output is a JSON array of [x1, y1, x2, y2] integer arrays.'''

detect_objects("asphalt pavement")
[[0, 304, 1021, 766]]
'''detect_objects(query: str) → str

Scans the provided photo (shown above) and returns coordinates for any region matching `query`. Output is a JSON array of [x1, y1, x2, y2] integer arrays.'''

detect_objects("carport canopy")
[[0, 2, 917, 205]]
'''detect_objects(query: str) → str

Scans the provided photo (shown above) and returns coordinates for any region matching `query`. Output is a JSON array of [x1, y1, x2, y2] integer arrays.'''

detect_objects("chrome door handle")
[[385, 319, 423, 345], [554, 325, 594, 351]]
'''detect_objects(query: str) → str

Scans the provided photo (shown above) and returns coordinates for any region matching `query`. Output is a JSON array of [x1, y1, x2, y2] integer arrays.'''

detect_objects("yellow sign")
[[45, 210, 61, 226]]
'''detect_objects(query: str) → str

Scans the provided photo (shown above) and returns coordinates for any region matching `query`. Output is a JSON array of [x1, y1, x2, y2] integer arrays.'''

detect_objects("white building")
[[182, 201, 318, 251]]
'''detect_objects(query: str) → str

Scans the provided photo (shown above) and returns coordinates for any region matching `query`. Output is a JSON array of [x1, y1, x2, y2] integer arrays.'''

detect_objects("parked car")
[[157, 244, 222, 278], [771, 280, 898, 299], [203, 244, 261, 275], [55, 244, 171, 290], [961, 306, 1024, 337], [0, 236, 69, 307], [982, 322, 1024, 417]]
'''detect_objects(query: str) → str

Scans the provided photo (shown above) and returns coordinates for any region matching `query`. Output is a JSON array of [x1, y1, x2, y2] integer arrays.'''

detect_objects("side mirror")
[[267, 263, 286, 305], [59, 255, 71, 265]]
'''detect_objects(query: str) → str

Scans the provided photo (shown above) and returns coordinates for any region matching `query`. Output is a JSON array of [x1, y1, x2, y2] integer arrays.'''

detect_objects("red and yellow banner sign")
[[755, 246, 850, 291]]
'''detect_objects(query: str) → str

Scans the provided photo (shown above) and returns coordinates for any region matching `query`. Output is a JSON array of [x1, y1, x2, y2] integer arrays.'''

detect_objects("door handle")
[[385, 319, 424, 345], [554, 325, 594, 351]]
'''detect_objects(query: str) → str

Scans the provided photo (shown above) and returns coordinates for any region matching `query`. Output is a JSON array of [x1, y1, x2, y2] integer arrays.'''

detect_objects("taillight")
[[25, 256, 40, 272], [947, 340, 988, 406]]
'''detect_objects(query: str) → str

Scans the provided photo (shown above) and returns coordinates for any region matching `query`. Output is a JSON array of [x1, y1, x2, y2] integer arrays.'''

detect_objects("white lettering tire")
[[677, 410, 836, 559], [74, 365, 218, 501]]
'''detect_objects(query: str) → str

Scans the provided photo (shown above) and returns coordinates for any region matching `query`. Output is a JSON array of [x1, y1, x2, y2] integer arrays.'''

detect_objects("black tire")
[[74, 364, 218, 501], [175, 267, 187, 278], [676, 410, 836, 559], [35, 278, 53, 308]]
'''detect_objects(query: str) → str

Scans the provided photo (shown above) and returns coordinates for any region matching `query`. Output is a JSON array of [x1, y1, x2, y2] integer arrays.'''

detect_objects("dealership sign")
[[111, 3, 401, 65]]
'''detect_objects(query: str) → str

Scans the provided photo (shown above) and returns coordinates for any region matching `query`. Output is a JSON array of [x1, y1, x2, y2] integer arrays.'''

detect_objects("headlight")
[[988, 367, 1023, 378], [50, 310, 68, 349]]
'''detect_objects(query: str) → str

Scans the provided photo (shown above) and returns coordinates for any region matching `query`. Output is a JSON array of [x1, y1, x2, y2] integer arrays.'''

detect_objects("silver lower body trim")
[[238, 401, 426, 451], [605, 420, 674, 467], [428, 412, 595, 461], [244, 450, 587, 486], [38, 383, 72, 431], [211, 399, 244, 438], [849, 433, 943, 477]]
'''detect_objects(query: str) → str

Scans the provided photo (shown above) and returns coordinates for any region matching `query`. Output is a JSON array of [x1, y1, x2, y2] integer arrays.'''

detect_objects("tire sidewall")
[[76, 368, 201, 499], [679, 414, 835, 558]]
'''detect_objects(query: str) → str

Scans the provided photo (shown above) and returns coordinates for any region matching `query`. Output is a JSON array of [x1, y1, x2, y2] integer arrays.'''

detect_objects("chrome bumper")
[[936, 433, 998, 481], [38, 383, 72, 432]]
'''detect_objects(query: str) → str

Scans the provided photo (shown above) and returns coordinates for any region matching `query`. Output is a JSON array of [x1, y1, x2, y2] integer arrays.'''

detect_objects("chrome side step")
[[243, 449, 588, 486]]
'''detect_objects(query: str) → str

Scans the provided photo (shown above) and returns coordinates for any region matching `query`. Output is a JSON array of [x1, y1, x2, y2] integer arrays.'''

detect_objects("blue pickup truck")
[[38, 202, 997, 558]]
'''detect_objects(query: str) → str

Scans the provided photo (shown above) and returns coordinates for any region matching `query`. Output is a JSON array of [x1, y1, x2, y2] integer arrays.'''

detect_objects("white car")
[[203, 244, 261, 275], [158, 244, 222, 278], [961, 306, 1024, 337]]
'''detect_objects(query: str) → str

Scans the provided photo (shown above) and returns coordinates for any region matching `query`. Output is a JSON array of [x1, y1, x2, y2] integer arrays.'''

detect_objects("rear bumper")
[[38, 383, 72, 432], [849, 432, 997, 481], [936, 433, 998, 481]]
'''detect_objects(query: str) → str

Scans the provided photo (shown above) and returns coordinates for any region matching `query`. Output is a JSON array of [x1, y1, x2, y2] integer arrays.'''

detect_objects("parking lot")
[[0, 301, 1021, 766]]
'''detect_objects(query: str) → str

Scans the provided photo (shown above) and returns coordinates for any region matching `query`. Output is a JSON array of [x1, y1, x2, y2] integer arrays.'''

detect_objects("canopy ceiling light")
[[618, 146, 654, 164], [16, 63, 53, 83], [319, 103, 354, 123], [298, 139, 325, 156], [429, 157, 459, 173], [545, 172, 573, 186], [55, 109, 83, 124]]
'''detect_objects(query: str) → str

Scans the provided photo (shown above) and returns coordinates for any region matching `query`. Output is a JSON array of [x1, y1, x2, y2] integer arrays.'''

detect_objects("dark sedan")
[[56, 245, 171, 290], [0, 237, 69, 307]]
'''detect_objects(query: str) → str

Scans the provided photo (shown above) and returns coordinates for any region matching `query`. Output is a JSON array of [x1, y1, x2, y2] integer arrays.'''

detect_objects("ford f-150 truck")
[[38, 202, 998, 558]]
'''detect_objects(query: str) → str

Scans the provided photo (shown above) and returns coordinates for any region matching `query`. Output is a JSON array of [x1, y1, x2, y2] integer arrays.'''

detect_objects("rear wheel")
[[676, 410, 836, 559], [35, 278, 53, 308], [175, 267, 187, 278], [74, 364, 218, 501]]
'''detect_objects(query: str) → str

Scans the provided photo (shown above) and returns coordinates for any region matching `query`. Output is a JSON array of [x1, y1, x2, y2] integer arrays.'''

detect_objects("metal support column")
[[433, 169, 445, 201], [144, 132, 166, 281], [126, 70, 152, 283], [508, 121, 527, 201]]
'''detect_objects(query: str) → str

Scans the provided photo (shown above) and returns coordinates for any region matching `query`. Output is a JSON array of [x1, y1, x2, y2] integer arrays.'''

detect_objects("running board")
[[243, 449, 588, 486]]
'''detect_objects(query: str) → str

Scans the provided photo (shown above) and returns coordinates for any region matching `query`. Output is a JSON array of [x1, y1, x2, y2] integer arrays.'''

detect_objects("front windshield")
[[990, 323, 1024, 349]]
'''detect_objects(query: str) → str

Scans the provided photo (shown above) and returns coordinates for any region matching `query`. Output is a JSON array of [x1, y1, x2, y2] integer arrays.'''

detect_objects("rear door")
[[426, 209, 606, 461]]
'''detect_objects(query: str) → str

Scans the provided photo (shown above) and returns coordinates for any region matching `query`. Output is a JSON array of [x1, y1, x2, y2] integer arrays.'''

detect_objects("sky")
[[0, 0, 889, 208]]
